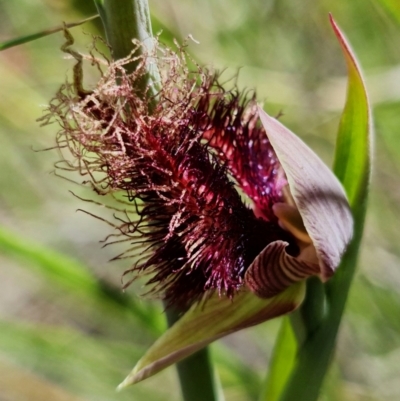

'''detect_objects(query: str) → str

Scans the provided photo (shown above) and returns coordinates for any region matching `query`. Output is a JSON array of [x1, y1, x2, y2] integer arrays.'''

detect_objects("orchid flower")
[[41, 19, 354, 389]]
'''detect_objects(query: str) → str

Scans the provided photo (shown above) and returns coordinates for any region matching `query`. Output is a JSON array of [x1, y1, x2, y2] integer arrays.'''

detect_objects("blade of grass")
[[258, 318, 296, 401], [0, 15, 99, 52], [0, 225, 162, 334], [0, 320, 168, 401]]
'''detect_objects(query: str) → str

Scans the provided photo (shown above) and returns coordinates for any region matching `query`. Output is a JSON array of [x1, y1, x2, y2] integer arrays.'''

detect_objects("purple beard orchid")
[[42, 33, 353, 386]]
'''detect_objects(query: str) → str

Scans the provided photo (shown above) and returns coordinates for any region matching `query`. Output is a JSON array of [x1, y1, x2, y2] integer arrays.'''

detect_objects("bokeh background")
[[1, 1, 400, 400]]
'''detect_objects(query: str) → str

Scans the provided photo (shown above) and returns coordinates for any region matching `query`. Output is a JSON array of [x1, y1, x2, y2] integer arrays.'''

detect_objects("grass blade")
[[0, 225, 162, 334], [0, 16, 98, 52], [258, 318, 296, 401]]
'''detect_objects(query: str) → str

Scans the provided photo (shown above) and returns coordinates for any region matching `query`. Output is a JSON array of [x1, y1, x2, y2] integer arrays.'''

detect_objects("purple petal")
[[245, 240, 320, 297], [257, 108, 353, 280]]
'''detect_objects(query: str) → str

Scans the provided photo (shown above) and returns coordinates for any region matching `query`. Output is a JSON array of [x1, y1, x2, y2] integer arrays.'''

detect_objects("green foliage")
[[374, 0, 400, 25]]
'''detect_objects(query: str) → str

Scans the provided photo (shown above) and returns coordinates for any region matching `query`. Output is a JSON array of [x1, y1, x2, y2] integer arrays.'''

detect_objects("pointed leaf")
[[330, 14, 372, 208], [258, 108, 353, 280], [118, 283, 305, 388], [0, 16, 98, 52]]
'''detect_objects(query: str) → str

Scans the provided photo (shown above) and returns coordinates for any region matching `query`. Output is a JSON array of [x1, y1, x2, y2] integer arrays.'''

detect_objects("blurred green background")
[[1, 1, 400, 400]]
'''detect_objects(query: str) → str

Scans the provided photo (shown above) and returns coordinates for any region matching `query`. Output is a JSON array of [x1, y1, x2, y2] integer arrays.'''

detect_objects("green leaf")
[[0, 225, 96, 295], [0, 16, 98, 52], [259, 279, 326, 401], [276, 15, 372, 401], [258, 318, 296, 401], [332, 17, 372, 208], [119, 283, 305, 388]]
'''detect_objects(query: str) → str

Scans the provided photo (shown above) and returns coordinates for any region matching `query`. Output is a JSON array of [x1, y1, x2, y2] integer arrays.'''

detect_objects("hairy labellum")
[[41, 41, 338, 307]]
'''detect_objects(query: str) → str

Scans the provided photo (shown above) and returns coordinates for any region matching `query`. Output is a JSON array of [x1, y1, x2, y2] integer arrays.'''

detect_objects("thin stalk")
[[258, 318, 297, 401], [94, 0, 160, 99], [290, 277, 327, 345], [0, 15, 98, 52], [165, 306, 220, 401], [258, 277, 327, 401]]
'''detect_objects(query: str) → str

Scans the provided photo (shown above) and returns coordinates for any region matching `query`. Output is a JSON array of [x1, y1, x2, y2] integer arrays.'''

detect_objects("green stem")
[[259, 278, 326, 401], [279, 204, 367, 401], [94, 0, 160, 98], [290, 277, 327, 345], [258, 318, 297, 401], [165, 306, 220, 401]]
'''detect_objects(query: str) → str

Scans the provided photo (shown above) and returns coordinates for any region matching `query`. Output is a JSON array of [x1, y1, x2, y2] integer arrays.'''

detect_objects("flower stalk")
[[165, 306, 220, 401], [94, 0, 160, 99]]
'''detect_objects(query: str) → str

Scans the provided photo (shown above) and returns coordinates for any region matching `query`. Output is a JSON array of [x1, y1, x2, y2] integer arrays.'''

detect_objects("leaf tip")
[[117, 372, 139, 391], [329, 14, 343, 45], [116, 379, 129, 392]]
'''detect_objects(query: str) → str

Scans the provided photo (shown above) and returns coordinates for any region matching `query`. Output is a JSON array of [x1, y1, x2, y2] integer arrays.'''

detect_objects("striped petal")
[[245, 240, 320, 298]]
